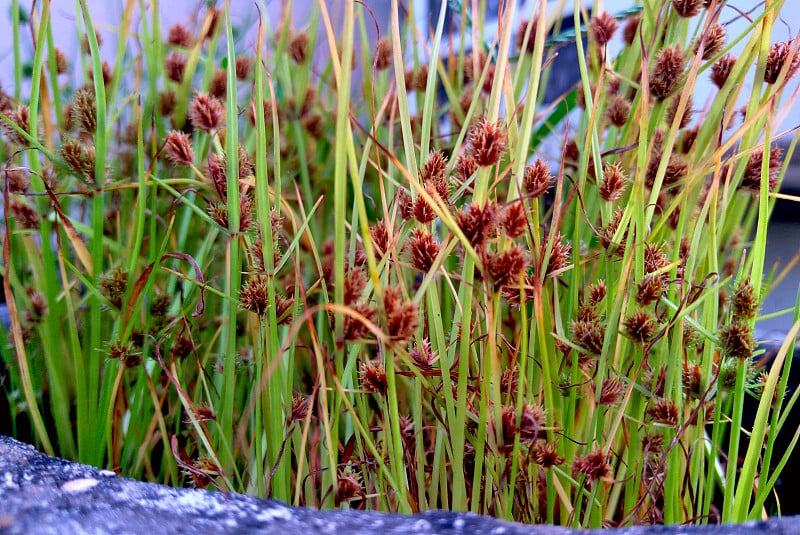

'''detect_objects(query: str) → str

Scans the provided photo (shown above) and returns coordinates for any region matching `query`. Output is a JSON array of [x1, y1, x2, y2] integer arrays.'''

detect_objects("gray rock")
[[0, 434, 798, 534]]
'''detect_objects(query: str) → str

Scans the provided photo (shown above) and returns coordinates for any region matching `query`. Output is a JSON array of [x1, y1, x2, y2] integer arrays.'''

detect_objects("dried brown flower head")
[[59, 136, 95, 181], [2, 105, 30, 146], [383, 286, 418, 343], [650, 46, 686, 101], [165, 52, 187, 83], [590, 12, 618, 48], [498, 201, 527, 239], [647, 397, 679, 426], [287, 393, 311, 425], [52, 48, 69, 74], [598, 377, 625, 406], [598, 162, 627, 201], [588, 281, 607, 306], [731, 279, 759, 320], [711, 53, 736, 89], [741, 145, 782, 193], [342, 303, 376, 344], [455, 154, 478, 183], [374, 38, 392, 71], [359, 360, 387, 395], [344, 267, 367, 306], [764, 40, 800, 84], [3, 167, 30, 194], [571, 318, 605, 355], [694, 23, 726, 60], [289, 32, 309, 64], [235, 56, 253, 80], [81, 30, 102, 55], [636, 275, 665, 306], [544, 233, 572, 277], [159, 90, 177, 116], [573, 448, 612, 483], [409, 338, 438, 372], [188, 92, 225, 133], [679, 126, 699, 154], [405, 228, 440, 273], [240, 276, 270, 316], [335, 470, 363, 506], [721, 320, 755, 360], [100, 265, 128, 309], [71, 87, 97, 134], [605, 94, 631, 128], [467, 117, 508, 167], [162, 130, 194, 167], [523, 158, 553, 197], [623, 309, 658, 343], [502, 403, 547, 445], [516, 18, 539, 54], [167, 23, 194, 48], [672, 0, 702, 17], [370, 221, 390, 258], [683, 362, 703, 399], [10, 200, 38, 230], [413, 65, 429, 92], [398, 189, 414, 220], [623, 14, 641, 46], [208, 69, 227, 100], [456, 202, 496, 249], [412, 187, 438, 224], [109, 340, 140, 369], [532, 440, 565, 468], [666, 96, 693, 129], [486, 245, 530, 290]]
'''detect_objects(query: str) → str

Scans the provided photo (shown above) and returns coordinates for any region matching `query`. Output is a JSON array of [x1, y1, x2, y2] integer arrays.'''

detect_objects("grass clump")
[[1, 0, 800, 527]]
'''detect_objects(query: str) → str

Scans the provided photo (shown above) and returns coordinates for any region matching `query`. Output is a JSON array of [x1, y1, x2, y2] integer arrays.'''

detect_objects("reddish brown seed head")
[[467, 117, 508, 167], [544, 233, 572, 277], [188, 92, 225, 133], [405, 228, 441, 273], [412, 187, 438, 224], [1, 105, 30, 146], [598, 377, 625, 406], [159, 90, 177, 116], [764, 40, 800, 84], [10, 201, 39, 230], [683, 362, 703, 399], [647, 397, 680, 426], [81, 30, 102, 55], [672, 0, 702, 17], [163, 130, 194, 167], [570, 318, 605, 355], [590, 12, 618, 48], [235, 56, 253, 80], [498, 201, 527, 239], [523, 158, 553, 197], [383, 286, 419, 343], [605, 94, 631, 128], [731, 278, 759, 320], [167, 23, 194, 48], [650, 46, 686, 101], [666, 96, 693, 129], [623, 309, 658, 343], [711, 53, 736, 88], [370, 221, 390, 258], [240, 276, 271, 316], [516, 18, 539, 54], [52, 48, 69, 75], [486, 245, 530, 290], [623, 13, 641, 46], [532, 440, 565, 468], [59, 136, 95, 181], [289, 32, 309, 64], [694, 23, 726, 60], [455, 154, 478, 184], [636, 275, 665, 306], [359, 360, 387, 395], [208, 70, 227, 100], [573, 448, 612, 483], [455, 202, 496, 249], [374, 38, 392, 71], [598, 162, 627, 201], [165, 52, 187, 83], [721, 320, 755, 360], [741, 145, 782, 193], [72, 87, 97, 134]]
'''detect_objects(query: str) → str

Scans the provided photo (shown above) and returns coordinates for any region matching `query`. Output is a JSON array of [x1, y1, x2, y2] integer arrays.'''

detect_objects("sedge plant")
[[1, 0, 800, 526]]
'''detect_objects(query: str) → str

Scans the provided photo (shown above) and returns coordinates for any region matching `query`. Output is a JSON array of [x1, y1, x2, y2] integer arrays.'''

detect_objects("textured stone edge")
[[0, 434, 797, 535]]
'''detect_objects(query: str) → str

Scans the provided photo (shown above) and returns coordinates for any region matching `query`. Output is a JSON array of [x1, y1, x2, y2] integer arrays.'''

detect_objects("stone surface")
[[1, 434, 800, 534]]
